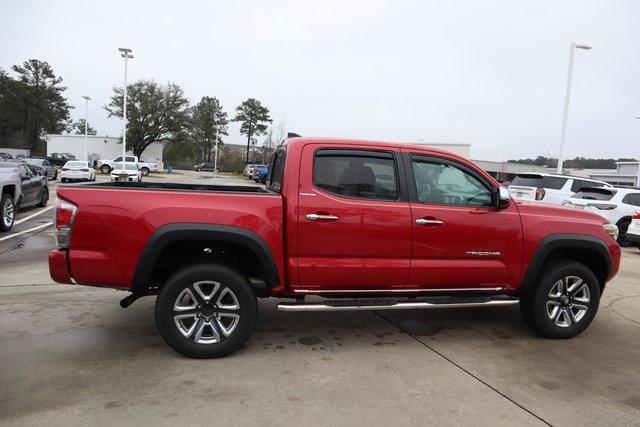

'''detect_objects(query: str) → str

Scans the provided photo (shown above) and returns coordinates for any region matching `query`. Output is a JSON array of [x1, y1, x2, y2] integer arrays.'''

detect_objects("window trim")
[[311, 147, 407, 202], [405, 153, 498, 208], [266, 148, 286, 193]]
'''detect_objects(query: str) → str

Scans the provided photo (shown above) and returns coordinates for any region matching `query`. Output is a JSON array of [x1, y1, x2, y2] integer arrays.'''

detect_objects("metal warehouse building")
[[46, 134, 164, 170]]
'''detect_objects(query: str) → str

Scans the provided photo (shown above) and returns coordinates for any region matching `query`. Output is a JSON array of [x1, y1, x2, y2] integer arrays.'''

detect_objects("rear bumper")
[[49, 249, 73, 284]]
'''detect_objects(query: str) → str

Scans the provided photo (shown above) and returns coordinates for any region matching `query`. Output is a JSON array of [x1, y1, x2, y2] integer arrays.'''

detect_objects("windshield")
[[65, 161, 88, 168], [24, 158, 44, 166], [570, 188, 616, 201], [114, 164, 139, 171]]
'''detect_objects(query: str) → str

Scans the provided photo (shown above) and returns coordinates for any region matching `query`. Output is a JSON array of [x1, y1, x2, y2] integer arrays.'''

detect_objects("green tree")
[[190, 96, 229, 163], [68, 119, 97, 135], [233, 98, 272, 163], [0, 60, 72, 154], [105, 80, 190, 158]]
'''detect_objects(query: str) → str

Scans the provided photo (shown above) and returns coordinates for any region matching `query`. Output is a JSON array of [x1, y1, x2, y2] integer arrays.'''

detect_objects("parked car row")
[[0, 161, 49, 232], [507, 172, 640, 247]]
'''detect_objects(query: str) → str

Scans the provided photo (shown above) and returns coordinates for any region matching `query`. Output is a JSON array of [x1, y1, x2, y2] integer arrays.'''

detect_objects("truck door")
[[296, 144, 412, 291], [403, 151, 523, 290]]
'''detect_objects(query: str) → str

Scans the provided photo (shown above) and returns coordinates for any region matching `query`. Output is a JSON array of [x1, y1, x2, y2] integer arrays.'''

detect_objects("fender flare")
[[132, 223, 279, 294], [517, 234, 612, 295]]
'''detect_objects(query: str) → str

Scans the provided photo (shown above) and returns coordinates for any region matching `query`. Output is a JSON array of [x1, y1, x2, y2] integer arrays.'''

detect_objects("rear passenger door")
[[18, 165, 38, 205], [296, 144, 412, 291]]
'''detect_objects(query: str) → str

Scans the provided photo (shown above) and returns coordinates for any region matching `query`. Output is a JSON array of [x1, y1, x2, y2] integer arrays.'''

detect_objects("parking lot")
[[1, 172, 640, 426]]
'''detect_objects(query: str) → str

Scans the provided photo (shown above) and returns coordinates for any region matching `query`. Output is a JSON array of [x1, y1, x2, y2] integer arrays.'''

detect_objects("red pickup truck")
[[49, 137, 621, 357]]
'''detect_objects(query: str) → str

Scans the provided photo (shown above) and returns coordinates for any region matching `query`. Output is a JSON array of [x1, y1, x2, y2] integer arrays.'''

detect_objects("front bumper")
[[627, 232, 640, 246], [49, 249, 72, 284]]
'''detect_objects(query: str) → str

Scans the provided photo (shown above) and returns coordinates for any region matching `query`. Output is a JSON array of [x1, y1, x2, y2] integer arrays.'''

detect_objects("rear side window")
[[571, 189, 616, 201], [512, 175, 567, 190], [622, 193, 640, 207], [313, 150, 398, 201], [267, 150, 285, 193]]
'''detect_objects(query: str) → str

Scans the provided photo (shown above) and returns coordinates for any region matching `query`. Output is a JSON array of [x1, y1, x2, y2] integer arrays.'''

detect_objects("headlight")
[[603, 223, 619, 241]]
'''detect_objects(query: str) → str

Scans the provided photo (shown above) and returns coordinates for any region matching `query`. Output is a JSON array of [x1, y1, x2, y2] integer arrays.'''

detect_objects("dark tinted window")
[[267, 150, 285, 193], [412, 159, 492, 206], [571, 189, 616, 201], [313, 150, 398, 200], [622, 193, 640, 207], [571, 179, 605, 192], [512, 175, 567, 190]]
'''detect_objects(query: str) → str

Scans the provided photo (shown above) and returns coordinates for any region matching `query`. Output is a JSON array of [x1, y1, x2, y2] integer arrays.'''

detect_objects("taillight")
[[55, 199, 77, 249], [80, 168, 89, 172], [586, 203, 617, 210], [634, 211, 640, 220], [62, 168, 69, 171], [535, 187, 546, 200]]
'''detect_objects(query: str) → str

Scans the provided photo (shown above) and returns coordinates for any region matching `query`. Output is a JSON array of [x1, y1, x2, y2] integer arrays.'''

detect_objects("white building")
[[46, 134, 164, 170], [588, 162, 640, 187]]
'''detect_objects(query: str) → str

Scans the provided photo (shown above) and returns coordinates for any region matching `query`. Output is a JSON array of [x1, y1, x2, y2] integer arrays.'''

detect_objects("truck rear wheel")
[[520, 261, 600, 339], [100, 165, 111, 174], [155, 264, 257, 358]]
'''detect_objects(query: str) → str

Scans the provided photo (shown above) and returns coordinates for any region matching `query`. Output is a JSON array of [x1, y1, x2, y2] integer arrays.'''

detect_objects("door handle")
[[306, 213, 339, 221], [415, 218, 444, 226]]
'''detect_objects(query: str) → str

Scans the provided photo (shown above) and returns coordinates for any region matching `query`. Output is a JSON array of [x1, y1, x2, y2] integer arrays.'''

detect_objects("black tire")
[[140, 167, 150, 176], [0, 193, 15, 232], [520, 260, 600, 339], [155, 264, 257, 358], [53, 170, 58, 181], [37, 187, 49, 208], [616, 218, 631, 247], [100, 165, 111, 174]]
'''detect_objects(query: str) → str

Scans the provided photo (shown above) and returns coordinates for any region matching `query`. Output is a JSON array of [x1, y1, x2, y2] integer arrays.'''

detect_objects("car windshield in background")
[[570, 188, 616, 201], [66, 161, 88, 168], [24, 158, 44, 166], [511, 174, 567, 190]]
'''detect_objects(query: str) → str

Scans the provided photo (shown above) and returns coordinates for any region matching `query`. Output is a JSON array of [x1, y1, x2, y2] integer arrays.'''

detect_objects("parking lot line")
[[14, 205, 54, 225], [0, 222, 53, 242]]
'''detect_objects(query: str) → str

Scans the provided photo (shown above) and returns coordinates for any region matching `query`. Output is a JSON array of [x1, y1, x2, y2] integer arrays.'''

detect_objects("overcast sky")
[[2, 0, 639, 160]]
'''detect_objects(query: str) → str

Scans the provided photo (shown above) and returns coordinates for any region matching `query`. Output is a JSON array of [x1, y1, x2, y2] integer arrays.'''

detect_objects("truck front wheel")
[[520, 261, 600, 339], [155, 264, 257, 358]]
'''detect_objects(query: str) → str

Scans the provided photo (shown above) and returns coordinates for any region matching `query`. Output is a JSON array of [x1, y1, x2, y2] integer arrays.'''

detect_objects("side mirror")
[[498, 186, 511, 208]]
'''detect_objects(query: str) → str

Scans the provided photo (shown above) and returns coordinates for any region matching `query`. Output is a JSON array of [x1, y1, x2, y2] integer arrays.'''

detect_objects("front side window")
[[19, 165, 31, 178], [126, 156, 136, 162], [313, 150, 398, 201], [412, 159, 493, 206]]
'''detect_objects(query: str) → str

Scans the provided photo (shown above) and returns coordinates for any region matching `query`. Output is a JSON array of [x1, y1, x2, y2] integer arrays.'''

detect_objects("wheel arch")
[[518, 234, 612, 295], [132, 223, 279, 295]]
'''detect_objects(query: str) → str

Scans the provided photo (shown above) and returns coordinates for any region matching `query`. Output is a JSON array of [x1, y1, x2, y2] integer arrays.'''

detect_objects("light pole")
[[82, 96, 91, 163], [557, 42, 592, 174], [636, 116, 640, 187], [118, 47, 133, 173]]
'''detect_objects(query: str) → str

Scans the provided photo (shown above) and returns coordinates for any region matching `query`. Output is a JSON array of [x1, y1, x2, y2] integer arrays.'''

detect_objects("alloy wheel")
[[546, 276, 590, 327], [2, 198, 14, 228], [173, 281, 241, 344]]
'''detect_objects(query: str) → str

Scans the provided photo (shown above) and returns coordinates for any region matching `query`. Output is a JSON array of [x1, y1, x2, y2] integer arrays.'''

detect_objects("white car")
[[110, 163, 143, 182], [627, 211, 640, 248], [508, 173, 612, 205], [563, 186, 640, 246], [60, 161, 96, 183], [98, 156, 157, 176]]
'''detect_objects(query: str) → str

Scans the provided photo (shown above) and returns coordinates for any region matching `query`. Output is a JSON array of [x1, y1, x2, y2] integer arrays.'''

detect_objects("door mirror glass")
[[498, 186, 511, 208]]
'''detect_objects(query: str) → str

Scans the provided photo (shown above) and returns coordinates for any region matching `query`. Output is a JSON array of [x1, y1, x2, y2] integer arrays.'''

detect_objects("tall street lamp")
[[118, 47, 133, 173], [636, 116, 640, 187], [557, 42, 592, 174], [82, 96, 91, 163]]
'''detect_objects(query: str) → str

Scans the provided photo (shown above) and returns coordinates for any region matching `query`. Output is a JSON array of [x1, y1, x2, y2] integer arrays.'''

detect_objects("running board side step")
[[277, 297, 519, 312]]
